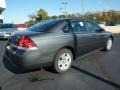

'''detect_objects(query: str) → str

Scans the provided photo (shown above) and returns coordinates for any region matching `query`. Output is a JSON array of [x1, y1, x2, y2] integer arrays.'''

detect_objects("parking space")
[[0, 34, 120, 90]]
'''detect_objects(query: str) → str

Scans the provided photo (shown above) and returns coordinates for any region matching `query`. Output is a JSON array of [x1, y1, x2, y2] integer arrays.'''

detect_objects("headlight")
[[5, 32, 11, 37], [0, 32, 11, 37]]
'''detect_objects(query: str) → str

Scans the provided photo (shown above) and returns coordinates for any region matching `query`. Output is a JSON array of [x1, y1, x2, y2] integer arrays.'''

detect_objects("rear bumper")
[[3, 46, 53, 70]]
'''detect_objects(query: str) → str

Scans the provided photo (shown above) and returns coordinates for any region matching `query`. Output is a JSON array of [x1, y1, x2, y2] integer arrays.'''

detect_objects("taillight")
[[17, 36, 37, 48]]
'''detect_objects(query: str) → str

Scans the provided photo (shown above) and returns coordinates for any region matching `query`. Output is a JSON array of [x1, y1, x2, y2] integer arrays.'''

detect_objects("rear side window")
[[62, 24, 71, 33], [71, 21, 87, 33], [86, 21, 100, 32]]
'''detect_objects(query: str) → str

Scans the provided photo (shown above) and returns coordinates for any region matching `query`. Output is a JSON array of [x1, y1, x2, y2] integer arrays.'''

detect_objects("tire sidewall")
[[54, 49, 73, 73], [106, 38, 112, 51]]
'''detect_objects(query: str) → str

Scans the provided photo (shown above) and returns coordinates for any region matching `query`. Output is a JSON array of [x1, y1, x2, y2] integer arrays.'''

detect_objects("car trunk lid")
[[8, 31, 44, 48]]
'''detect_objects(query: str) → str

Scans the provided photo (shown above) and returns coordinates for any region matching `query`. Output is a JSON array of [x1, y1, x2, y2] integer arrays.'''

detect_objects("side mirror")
[[96, 28, 105, 33]]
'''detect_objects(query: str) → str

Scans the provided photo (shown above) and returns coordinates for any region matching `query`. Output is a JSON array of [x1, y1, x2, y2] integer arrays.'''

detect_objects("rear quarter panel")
[[31, 33, 74, 63]]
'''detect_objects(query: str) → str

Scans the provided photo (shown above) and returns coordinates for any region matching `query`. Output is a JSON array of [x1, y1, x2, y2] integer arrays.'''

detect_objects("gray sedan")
[[3, 19, 113, 73]]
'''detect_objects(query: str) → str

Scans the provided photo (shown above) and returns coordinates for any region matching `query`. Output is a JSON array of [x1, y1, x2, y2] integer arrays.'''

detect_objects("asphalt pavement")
[[0, 34, 120, 90]]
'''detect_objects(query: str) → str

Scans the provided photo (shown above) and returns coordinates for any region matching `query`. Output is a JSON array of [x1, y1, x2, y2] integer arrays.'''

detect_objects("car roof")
[[52, 18, 93, 23], [53, 18, 84, 21]]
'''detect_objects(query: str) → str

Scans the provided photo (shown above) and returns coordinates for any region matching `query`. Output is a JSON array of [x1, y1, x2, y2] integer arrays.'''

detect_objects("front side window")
[[86, 21, 100, 32], [71, 21, 87, 33]]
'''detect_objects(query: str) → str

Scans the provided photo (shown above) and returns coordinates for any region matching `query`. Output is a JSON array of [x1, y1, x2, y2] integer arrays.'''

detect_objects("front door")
[[85, 20, 107, 49], [70, 20, 96, 56]]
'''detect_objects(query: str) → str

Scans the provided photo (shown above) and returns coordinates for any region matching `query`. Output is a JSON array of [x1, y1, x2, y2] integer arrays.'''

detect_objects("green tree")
[[27, 13, 37, 25], [28, 13, 36, 20], [25, 20, 35, 26], [50, 15, 58, 19], [58, 15, 65, 18], [25, 9, 120, 25], [36, 9, 49, 22]]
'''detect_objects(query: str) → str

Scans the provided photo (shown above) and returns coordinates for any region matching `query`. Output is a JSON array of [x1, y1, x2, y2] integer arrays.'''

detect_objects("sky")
[[2, 0, 120, 24]]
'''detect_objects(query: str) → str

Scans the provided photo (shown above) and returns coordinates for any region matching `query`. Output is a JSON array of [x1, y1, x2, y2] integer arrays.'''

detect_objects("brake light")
[[18, 36, 37, 48]]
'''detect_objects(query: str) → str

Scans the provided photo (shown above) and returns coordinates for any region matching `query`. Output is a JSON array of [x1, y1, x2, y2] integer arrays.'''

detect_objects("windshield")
[[28, 20, 62, 32], [0, 24, 16, 29]]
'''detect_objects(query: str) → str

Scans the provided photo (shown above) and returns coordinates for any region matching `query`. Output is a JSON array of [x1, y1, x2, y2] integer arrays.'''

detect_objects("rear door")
[[70, 20, 96, 56]]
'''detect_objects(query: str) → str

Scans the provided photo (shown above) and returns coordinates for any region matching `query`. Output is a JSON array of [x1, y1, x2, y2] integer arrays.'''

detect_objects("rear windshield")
[[28, 20, 63, 32]]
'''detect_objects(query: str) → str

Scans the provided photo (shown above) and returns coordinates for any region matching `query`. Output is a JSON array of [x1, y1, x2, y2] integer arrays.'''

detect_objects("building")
[[0, 0, 6, 23]]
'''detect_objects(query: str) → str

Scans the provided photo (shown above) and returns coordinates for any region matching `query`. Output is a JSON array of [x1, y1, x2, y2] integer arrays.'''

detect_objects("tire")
[[53, 48, 73, 73], [104, 37, 113, 51]]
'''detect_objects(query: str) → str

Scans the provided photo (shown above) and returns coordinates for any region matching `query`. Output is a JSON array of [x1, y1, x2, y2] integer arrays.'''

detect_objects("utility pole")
[[81, 0, 84, 18], [59, 8, 63, 15], [62, 1, 68, 18]]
